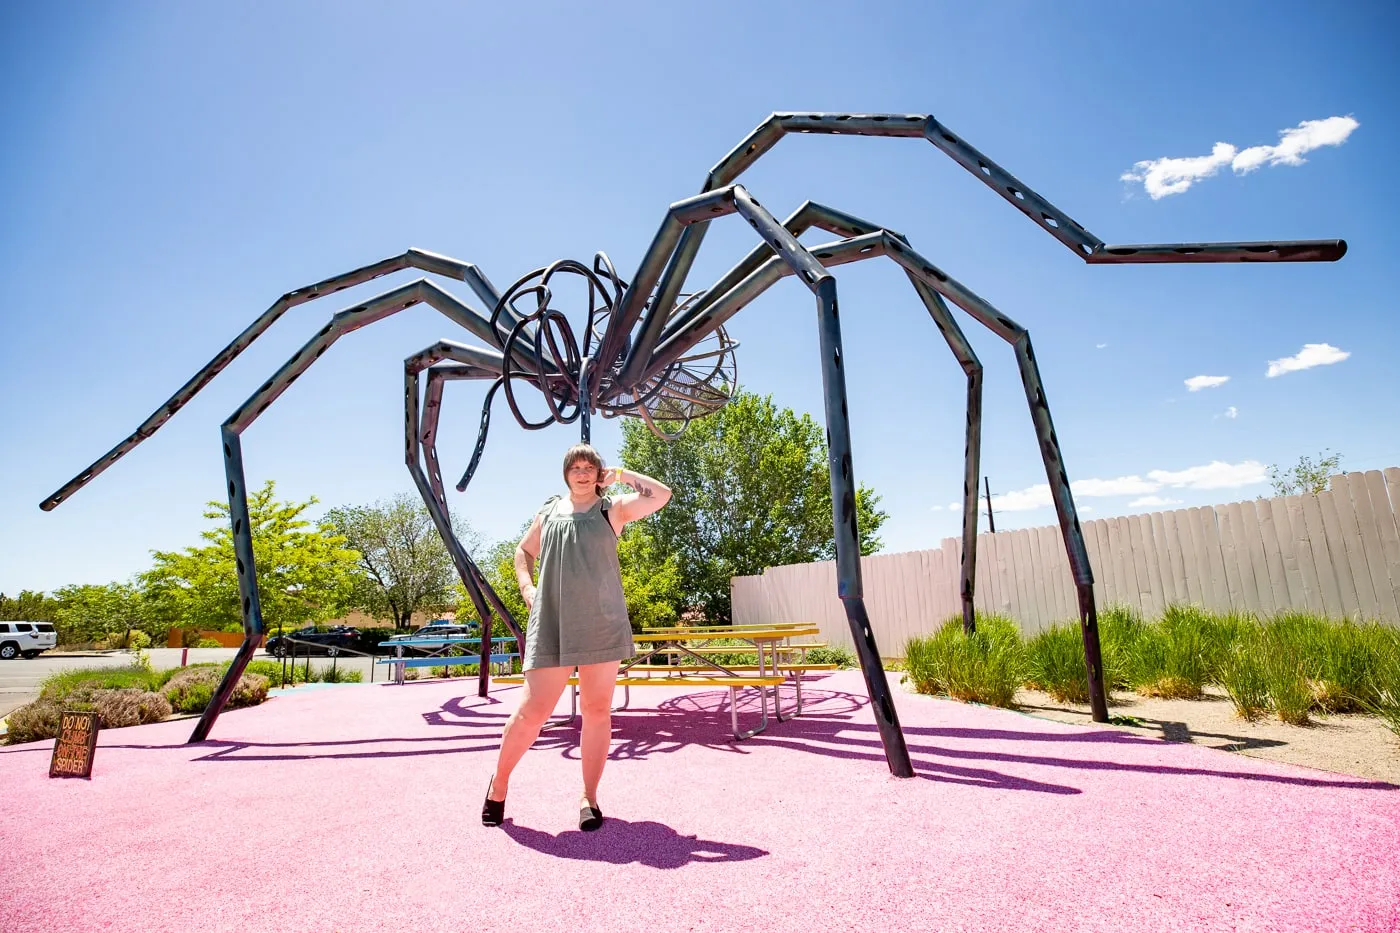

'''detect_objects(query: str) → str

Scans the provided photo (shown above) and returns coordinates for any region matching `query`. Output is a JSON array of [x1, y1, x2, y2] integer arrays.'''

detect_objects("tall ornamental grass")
[[1218, 630, 1270, 721], [1024, 623, 1092, 704], [900, 602, 1399, 728], [902, 614, 1024, 708]]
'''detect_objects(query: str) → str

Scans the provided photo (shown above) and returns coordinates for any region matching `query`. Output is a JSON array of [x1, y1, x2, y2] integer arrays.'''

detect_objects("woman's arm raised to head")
[[605, 468, 672, 527]]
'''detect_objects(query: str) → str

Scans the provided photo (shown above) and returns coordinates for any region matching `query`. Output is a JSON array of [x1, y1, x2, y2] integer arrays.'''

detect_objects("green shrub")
[[91, 688, 172, 728], [243, 660, 290, 687], [195, 638, 223, 649], [95, 630, 152, 650], [428, 663, 483, 678], [3, 700, 66, 744], [685, 638, 759, 667], [902, 614, 1023, 708], [242, 659, 329, 688], [162, 667, 268, 714], [3, 687, 172, 745], [804, 645, 855, 669]]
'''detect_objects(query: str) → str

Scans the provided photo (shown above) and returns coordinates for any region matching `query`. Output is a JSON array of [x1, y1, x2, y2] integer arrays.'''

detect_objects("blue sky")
[[2, 1, 1396, 594]]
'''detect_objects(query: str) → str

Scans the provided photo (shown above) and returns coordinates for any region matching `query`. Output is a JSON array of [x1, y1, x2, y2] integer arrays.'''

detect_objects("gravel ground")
[[1009, 684, 1400, 785]]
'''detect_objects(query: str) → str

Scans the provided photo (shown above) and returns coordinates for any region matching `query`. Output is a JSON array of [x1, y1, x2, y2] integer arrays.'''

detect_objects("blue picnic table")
[[375, 636, 519, 685]]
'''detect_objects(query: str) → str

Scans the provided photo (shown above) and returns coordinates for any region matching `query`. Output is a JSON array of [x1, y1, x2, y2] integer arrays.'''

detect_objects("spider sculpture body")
[[43, 112, 1344, 777]]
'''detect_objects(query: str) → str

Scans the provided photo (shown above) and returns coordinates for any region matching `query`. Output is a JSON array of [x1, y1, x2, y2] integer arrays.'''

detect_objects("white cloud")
[[947, 502, 962, 512], [1148, 460, 1268, 489], [1122, 141, 1236, 199], [1122, 115, 1358, 199], [1232, 116, 1360, 174], [983, 459, 1268, 513], [1072, 475, 1159, 497], [1129, 495, 1184, 508], [1266, 343, 1350, 378], [1079, 506, 1095, 514], [1222, 406, 1238, 419], [1096, 343, 1108, 349], [1185, 375, 1230, 392], [991, 484, 1054, 512]]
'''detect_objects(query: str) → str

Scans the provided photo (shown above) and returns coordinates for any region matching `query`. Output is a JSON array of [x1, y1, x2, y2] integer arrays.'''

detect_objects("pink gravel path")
[[2, 671, 1397, 933]]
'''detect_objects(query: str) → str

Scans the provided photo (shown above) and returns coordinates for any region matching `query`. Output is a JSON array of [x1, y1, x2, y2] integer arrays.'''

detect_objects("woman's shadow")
[[502, 819, 767, 868]]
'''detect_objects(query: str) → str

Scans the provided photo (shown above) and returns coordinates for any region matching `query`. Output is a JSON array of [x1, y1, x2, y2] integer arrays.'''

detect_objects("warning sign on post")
[[49, 710, 99, 778]]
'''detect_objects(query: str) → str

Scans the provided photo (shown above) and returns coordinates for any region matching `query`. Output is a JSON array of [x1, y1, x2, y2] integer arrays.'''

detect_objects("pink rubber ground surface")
[[2, 671, 1397, 933]]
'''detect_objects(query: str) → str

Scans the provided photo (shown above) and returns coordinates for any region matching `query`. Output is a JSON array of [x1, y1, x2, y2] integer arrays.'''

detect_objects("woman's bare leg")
[[489, 665, 572, 800], [576, 659, 621, 805]]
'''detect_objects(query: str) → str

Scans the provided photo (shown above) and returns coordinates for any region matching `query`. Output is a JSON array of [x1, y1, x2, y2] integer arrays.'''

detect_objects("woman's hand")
[[603, 467, 625, 487], [521, 582, 537, 611]]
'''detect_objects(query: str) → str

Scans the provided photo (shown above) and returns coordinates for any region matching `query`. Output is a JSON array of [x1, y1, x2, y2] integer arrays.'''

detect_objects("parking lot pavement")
[[0, 649, 378, 721]]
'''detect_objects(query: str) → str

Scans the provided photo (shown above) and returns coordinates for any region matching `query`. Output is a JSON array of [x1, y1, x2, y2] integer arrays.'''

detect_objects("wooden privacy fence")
[[731, 468, 1400, 652]]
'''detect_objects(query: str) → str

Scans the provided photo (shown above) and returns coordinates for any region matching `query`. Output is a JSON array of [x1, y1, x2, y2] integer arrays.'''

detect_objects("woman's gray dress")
[[523, 496, 635, 671]]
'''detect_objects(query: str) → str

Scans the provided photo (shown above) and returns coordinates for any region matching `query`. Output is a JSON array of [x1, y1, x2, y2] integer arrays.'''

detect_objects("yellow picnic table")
[[495, 623, 830, 739]]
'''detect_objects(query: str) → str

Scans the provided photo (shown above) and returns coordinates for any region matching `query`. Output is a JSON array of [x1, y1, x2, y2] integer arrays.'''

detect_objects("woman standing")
[[482, 443, 671, 830]]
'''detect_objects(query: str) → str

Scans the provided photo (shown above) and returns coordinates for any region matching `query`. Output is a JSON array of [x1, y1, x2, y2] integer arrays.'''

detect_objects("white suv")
[[0, 622, 57, 659]]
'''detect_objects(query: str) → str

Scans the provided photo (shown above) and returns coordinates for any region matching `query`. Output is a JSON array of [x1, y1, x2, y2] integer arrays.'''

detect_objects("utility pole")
[[983, 476, 996, 533]]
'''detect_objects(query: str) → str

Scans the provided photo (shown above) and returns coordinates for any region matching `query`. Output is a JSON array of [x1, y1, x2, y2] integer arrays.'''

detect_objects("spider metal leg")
[[413, 352, 527, 655], [42, 251, 509, 512], [704, 112, 1344, 265], [608, 113, 1344, 397], [729, 186, 914, 778], [905, 276, 984, 634], [406, 344, 526, 697], [643, 201, 986, 633], [876, 235, 1108, 721], [189, 288, 515, 742], [653, 226, 1109, 721]]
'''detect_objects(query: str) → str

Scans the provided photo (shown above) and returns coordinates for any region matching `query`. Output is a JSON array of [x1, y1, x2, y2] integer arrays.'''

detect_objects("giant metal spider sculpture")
[[43, 112, 1344, 777]]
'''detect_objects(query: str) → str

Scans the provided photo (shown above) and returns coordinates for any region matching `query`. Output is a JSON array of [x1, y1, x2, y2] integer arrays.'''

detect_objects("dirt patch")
[[1009, 685, 1400, 785]]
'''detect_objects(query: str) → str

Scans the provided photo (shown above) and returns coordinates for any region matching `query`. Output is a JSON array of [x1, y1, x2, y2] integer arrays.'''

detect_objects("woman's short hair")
[[562, 444, 606, 497]]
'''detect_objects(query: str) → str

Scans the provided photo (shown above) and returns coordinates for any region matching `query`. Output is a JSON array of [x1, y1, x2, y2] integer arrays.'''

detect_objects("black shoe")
[[579, 801, 603, 831], [482, 776, 505, 827]]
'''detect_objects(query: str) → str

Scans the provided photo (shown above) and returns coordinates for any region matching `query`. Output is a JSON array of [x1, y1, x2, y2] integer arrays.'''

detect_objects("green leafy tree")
[[616, 525, 682, 630], [50, 581, 152, 646], [478, 523, 531, 637], [0, 590, 60, 624], [618, 389, 888, 623], [1268, 449, 1344, 496], [324, 494, 478, 630], [141, 480, 360, 634]]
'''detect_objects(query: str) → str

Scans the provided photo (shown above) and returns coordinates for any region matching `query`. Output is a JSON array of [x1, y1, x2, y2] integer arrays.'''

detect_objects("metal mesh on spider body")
[[594, 290, 738, 437]]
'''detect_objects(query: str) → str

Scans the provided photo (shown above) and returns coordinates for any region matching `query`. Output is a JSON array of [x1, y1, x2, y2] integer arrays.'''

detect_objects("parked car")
[[263, 625, 361, 658], [383, 619, 480, 650], [0, 621, 58, 659]]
